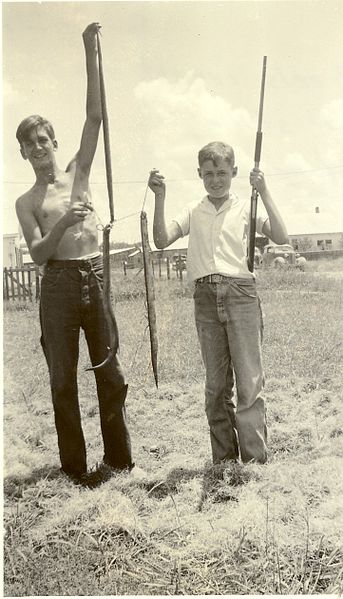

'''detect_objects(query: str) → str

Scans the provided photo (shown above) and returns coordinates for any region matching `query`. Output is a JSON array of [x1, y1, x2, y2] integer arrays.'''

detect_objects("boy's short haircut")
[[198, 141, 235, 168], [16, 115, 55, 146]]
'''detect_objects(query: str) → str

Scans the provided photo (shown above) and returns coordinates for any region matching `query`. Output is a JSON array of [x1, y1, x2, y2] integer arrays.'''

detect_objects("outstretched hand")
[[148, 169, 166, 195]]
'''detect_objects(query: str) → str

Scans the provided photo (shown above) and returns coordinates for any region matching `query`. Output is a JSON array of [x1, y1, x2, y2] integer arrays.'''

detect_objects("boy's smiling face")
[[20, 125, 57, 169], [198, 158, 237, 201]]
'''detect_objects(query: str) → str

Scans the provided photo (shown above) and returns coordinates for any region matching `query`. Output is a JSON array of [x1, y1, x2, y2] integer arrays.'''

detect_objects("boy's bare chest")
[[33, 182, 72, 224]]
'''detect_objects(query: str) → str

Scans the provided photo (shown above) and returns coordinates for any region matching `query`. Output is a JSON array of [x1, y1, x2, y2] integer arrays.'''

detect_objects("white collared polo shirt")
[[173, 193, 268, 282]]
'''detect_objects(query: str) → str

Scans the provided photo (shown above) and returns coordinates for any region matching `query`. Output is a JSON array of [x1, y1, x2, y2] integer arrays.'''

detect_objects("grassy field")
[[3, 262, 343, 596]]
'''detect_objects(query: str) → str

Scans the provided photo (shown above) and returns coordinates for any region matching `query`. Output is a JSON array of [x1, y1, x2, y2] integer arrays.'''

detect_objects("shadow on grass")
[[139, 461, 259, 507], [141, 466, 203, 499], [4, 464, 61, 498], [197, 461, 262, 511]]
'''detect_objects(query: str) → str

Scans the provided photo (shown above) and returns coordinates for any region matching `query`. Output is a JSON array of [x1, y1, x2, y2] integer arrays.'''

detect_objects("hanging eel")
[[140, 210, 158, 387], [86, 223, 119, 371]]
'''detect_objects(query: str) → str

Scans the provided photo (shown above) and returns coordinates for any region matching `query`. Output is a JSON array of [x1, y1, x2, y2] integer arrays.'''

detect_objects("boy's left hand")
[[250, 167, 267, 194]]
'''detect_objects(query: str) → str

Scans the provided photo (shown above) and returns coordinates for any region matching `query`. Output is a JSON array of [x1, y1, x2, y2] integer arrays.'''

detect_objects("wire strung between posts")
[[141, 182, 150, 213]]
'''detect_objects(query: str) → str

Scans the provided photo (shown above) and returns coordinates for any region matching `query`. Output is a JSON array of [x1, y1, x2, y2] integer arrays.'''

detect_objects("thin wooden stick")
[[97, 32, 115, 224], [87, 31, 118, 371]]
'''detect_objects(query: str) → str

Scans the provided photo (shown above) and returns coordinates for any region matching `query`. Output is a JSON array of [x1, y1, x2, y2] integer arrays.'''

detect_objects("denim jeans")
[[194, 278, 267, 464], [39, 254, 132, 476]]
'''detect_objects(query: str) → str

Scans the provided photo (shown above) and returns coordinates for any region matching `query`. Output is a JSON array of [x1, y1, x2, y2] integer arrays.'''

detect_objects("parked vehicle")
[[261, 244, 307, 270], [172, 254, 187, 271], [254, 247, 263, 268]]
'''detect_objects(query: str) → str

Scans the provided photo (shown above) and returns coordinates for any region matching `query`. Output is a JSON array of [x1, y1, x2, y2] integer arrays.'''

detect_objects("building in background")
[[3, 206, 342, 269], [3, 233, 18, 267], [3, 230, 34, 267], [286, 208, 343, 252]]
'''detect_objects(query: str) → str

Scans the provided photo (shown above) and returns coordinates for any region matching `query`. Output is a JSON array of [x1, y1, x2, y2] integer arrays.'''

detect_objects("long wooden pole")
[[248, 56, 267, 273], [97, 32, 115, 224], [87, 31, 118, 371]]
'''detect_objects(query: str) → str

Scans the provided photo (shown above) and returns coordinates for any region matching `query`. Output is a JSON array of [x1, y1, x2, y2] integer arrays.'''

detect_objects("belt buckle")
[[212, 274, 222, 283]]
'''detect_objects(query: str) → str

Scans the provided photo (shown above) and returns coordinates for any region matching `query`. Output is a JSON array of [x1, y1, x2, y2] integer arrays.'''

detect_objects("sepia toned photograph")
[[2, 0, 343, 596]]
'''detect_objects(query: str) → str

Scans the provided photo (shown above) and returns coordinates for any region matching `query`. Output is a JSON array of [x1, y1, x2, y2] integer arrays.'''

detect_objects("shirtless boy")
[[15, 23, 134, 486]]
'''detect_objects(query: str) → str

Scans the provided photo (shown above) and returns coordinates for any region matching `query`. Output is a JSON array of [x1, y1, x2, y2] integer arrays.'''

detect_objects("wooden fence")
[[3, 257, 185, 302], [122, 256, 186, 280], [3, 266, 41, 302]]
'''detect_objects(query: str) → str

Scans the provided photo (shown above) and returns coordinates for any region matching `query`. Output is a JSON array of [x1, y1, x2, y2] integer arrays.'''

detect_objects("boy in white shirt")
[[149, 141, 288, 464]]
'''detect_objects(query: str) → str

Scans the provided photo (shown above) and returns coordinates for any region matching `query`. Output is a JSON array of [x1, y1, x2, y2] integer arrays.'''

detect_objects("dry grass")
[[3, 266, 343, 595]]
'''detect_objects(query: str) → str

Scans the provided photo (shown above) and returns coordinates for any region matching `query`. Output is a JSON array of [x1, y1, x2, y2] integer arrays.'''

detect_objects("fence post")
[[27, 268, 33, 301], [35, 267, 40, 301], [166, 257, 170, 280], [21, 268, 27, 301], [123, 261, 127, 276], [3, 268, 9, 300], [9, 268, 15, 300]]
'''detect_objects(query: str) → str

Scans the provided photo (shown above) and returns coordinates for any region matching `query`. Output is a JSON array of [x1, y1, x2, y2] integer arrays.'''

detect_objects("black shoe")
[[80, 469, 108, 489], [60, 468, 87, 485]]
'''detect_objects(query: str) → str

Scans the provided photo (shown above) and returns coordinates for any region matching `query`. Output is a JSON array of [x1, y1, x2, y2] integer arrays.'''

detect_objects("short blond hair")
[[16, 115, 55, 147], [198, 142, 235, 168]]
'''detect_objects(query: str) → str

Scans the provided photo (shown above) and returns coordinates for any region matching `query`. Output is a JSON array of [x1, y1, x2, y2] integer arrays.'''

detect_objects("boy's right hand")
[[148, 169, 165, 194]]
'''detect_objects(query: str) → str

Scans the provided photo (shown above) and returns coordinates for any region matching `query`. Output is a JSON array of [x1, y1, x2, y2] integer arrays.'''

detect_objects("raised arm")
[[148, 169, 181, 249], [250, 168, 288, 244], [71, 22, 102, 195]]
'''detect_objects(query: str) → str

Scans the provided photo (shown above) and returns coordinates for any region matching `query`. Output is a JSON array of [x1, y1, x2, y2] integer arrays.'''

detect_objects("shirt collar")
[[201, 192, 236, 213]]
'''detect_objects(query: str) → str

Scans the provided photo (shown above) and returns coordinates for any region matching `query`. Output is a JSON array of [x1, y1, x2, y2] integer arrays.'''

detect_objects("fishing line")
[[115, 210, 141, 222], [6, 165, 343, 186], [141, 180, 150, 213]]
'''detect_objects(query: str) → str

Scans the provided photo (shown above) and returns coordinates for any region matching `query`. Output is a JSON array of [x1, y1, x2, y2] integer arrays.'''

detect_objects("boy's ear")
[[20, 146, 28, 160], [197, 167, 202, 179], [53, 139, 58, 151], [232, 166, 238, 178]]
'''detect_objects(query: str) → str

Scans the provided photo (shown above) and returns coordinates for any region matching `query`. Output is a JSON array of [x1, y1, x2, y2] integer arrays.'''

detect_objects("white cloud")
[[3, 80, 22, 105], [321, 99, 343, 130], [282, 152, 312, 172], [320, 99, 343, 163], [134, 72, 255, 176]]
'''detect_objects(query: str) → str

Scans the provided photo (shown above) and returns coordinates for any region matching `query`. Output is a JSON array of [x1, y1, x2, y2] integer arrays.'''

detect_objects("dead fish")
[[86, 223, 119, 371], [140, 210, 158, 387]]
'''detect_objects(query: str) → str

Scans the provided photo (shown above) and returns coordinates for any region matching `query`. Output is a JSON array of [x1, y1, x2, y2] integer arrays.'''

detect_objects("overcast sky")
[[2, 0, 343, 243]]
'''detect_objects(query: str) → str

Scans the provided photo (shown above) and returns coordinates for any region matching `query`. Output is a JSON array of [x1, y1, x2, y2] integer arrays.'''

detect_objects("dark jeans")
[[40, 254, 132, 476]]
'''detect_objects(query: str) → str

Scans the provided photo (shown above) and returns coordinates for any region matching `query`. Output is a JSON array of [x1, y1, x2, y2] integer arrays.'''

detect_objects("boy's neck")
[[34, 163, 62, 185], [208, 193, 230, 211]]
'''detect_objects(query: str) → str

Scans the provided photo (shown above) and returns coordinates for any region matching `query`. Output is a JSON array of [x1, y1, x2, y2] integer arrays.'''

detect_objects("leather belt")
[[196, 274, 233, 284], [47, 253, 102, 269]]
